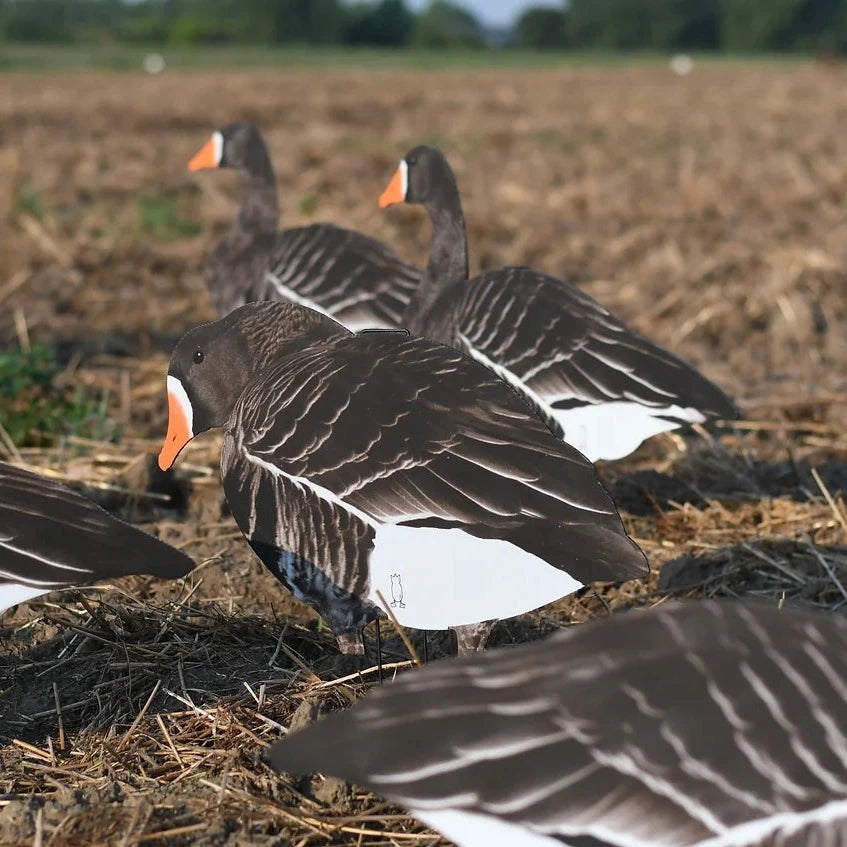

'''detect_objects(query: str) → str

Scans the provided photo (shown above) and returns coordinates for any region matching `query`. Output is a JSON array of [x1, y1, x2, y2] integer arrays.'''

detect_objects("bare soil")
[[2, 61, 847, 845]]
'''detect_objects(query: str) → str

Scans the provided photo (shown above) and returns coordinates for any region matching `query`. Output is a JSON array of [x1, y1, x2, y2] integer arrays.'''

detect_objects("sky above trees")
[[399, 0, 561, 28]]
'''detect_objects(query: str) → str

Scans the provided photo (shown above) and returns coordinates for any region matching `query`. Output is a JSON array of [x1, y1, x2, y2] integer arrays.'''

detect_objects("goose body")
[[158, 302, 647, 655], [380, 146, 738, 462], [0, 462, 194, 613], [268, 600, 847, 847], [190, 123, 421, 327]]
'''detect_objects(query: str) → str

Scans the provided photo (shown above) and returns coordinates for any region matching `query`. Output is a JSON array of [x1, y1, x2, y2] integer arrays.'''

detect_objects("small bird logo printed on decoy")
[[390, 573, 405, 608]]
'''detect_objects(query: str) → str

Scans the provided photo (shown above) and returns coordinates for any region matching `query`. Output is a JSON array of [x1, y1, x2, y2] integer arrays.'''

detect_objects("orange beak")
[[158, 380, 194, 471], [188, 136, 219, 172], [379, 164, 406, 208]]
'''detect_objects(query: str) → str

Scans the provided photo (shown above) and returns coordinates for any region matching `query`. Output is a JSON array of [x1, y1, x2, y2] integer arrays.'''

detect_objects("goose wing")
[[442, 267, 737, 461], [0, 462, 194, 611], [221, 333, 646, 633], [224, 333, 646, 586], [268, 600, 847, 847], [258, 223, 422, 331]]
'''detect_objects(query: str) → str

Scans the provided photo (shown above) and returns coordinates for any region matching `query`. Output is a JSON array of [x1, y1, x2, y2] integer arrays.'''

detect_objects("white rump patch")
[[551, 401, 705, 463], [0, 583, 51, 615], [212, 130, 224, 166], [367, 524, 581, 630], [414, 809, 566, 847]]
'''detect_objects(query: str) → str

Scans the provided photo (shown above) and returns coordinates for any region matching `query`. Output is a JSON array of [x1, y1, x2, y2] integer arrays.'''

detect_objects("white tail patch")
[[0, 583, 52, 614], [551, 401, 705, 463], [367, 524, 581, 631]]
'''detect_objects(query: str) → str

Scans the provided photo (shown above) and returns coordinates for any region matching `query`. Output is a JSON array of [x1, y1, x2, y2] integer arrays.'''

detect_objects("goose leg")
[[423, 631, 429, 664], [452, 620, 496, 657], [375, 616, 384, 684]]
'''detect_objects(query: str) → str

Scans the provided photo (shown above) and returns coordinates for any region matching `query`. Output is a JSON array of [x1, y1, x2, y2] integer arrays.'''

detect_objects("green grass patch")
[[14, 184, 45, 220], [297, 192, 318, 217], [137, 195, 202, 241], [0, 346, 118, 446]]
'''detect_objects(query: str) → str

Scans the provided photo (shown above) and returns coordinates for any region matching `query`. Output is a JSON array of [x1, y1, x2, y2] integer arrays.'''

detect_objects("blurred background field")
[[3, 0, 847, 844]]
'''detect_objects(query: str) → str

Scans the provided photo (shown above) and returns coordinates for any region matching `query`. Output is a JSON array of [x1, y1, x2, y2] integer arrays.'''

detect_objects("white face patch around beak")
[[167, 374, 194, 438], [212, 130, 224, 166], [399, 158, 408, 199]]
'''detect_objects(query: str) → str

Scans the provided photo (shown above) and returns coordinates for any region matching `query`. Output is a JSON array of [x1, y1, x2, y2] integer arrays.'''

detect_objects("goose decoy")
[[157, 302, 647, 656], [0, 462, 194, 613], [188, 122, 421, 328], [379, 146, 738, 462], [267, 599, 847, 847]]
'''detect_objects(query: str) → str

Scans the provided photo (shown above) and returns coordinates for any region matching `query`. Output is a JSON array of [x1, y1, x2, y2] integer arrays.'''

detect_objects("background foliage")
[[0, 0, 845, 51]]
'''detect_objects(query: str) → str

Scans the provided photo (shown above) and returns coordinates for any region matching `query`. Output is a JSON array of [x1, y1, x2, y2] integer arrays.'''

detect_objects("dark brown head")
[[188, 122, 271, 174], [379, 145, 459, 209], [158, 302, 349, 471], [380, 144, 468, 290]]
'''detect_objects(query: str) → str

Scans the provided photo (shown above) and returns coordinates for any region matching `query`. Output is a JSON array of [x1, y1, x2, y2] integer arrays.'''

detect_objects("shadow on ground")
[[657, 537, 847, 612], [1, 595, 545, 745], [606, 450, 847, 516]]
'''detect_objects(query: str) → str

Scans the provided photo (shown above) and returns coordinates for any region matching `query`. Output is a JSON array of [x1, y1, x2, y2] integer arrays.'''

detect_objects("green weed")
[[137, 195, 202, 241], [0, 346, 118, 446]]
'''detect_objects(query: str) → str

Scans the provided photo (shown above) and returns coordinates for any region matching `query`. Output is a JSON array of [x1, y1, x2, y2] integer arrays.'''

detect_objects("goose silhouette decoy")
[[157, 302, 647, 656], [188, 122, 421, 327], [0, 462, 194, 614], [267, 599, 847, 847], [379, 145, 738, 462]]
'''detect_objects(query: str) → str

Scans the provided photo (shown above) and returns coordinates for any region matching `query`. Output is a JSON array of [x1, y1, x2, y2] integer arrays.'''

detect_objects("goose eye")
[[407, 155, 417, 166], [193, 350, 204, 364]]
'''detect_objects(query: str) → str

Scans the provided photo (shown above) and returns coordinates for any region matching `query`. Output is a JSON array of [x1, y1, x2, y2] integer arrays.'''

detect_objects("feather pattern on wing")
[[0, 462, 194, 599], [214, 223, 421, 330], [414, 267, 737, 422], [222, 333, 645, 589], [268, 601, 847, 847]]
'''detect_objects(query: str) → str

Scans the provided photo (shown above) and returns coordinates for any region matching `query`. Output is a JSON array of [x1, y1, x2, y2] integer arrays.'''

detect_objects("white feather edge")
[[411, 796, 847, 847], [264, 270, 390, 332], [240, 448, 582, 631]]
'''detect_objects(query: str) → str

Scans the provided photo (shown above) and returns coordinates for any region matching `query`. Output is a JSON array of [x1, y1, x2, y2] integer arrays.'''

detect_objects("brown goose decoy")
[[379, 146, 738, 462], [268, 599, 847, 847], [189, 122, 421, 327], [157, 302, 647, 656], [0, 462, 194, 613]]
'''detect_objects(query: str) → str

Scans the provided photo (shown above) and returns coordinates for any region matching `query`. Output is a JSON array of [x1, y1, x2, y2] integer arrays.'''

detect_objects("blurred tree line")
[[0, 0, 845, 52]]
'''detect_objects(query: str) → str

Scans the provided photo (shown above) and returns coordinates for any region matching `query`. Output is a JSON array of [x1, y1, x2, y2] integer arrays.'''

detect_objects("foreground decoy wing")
[[268, 600, 847, 847], [445, 267, 739, 462], [0, 462, 195, 611], [220, 334, 647, 637]]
